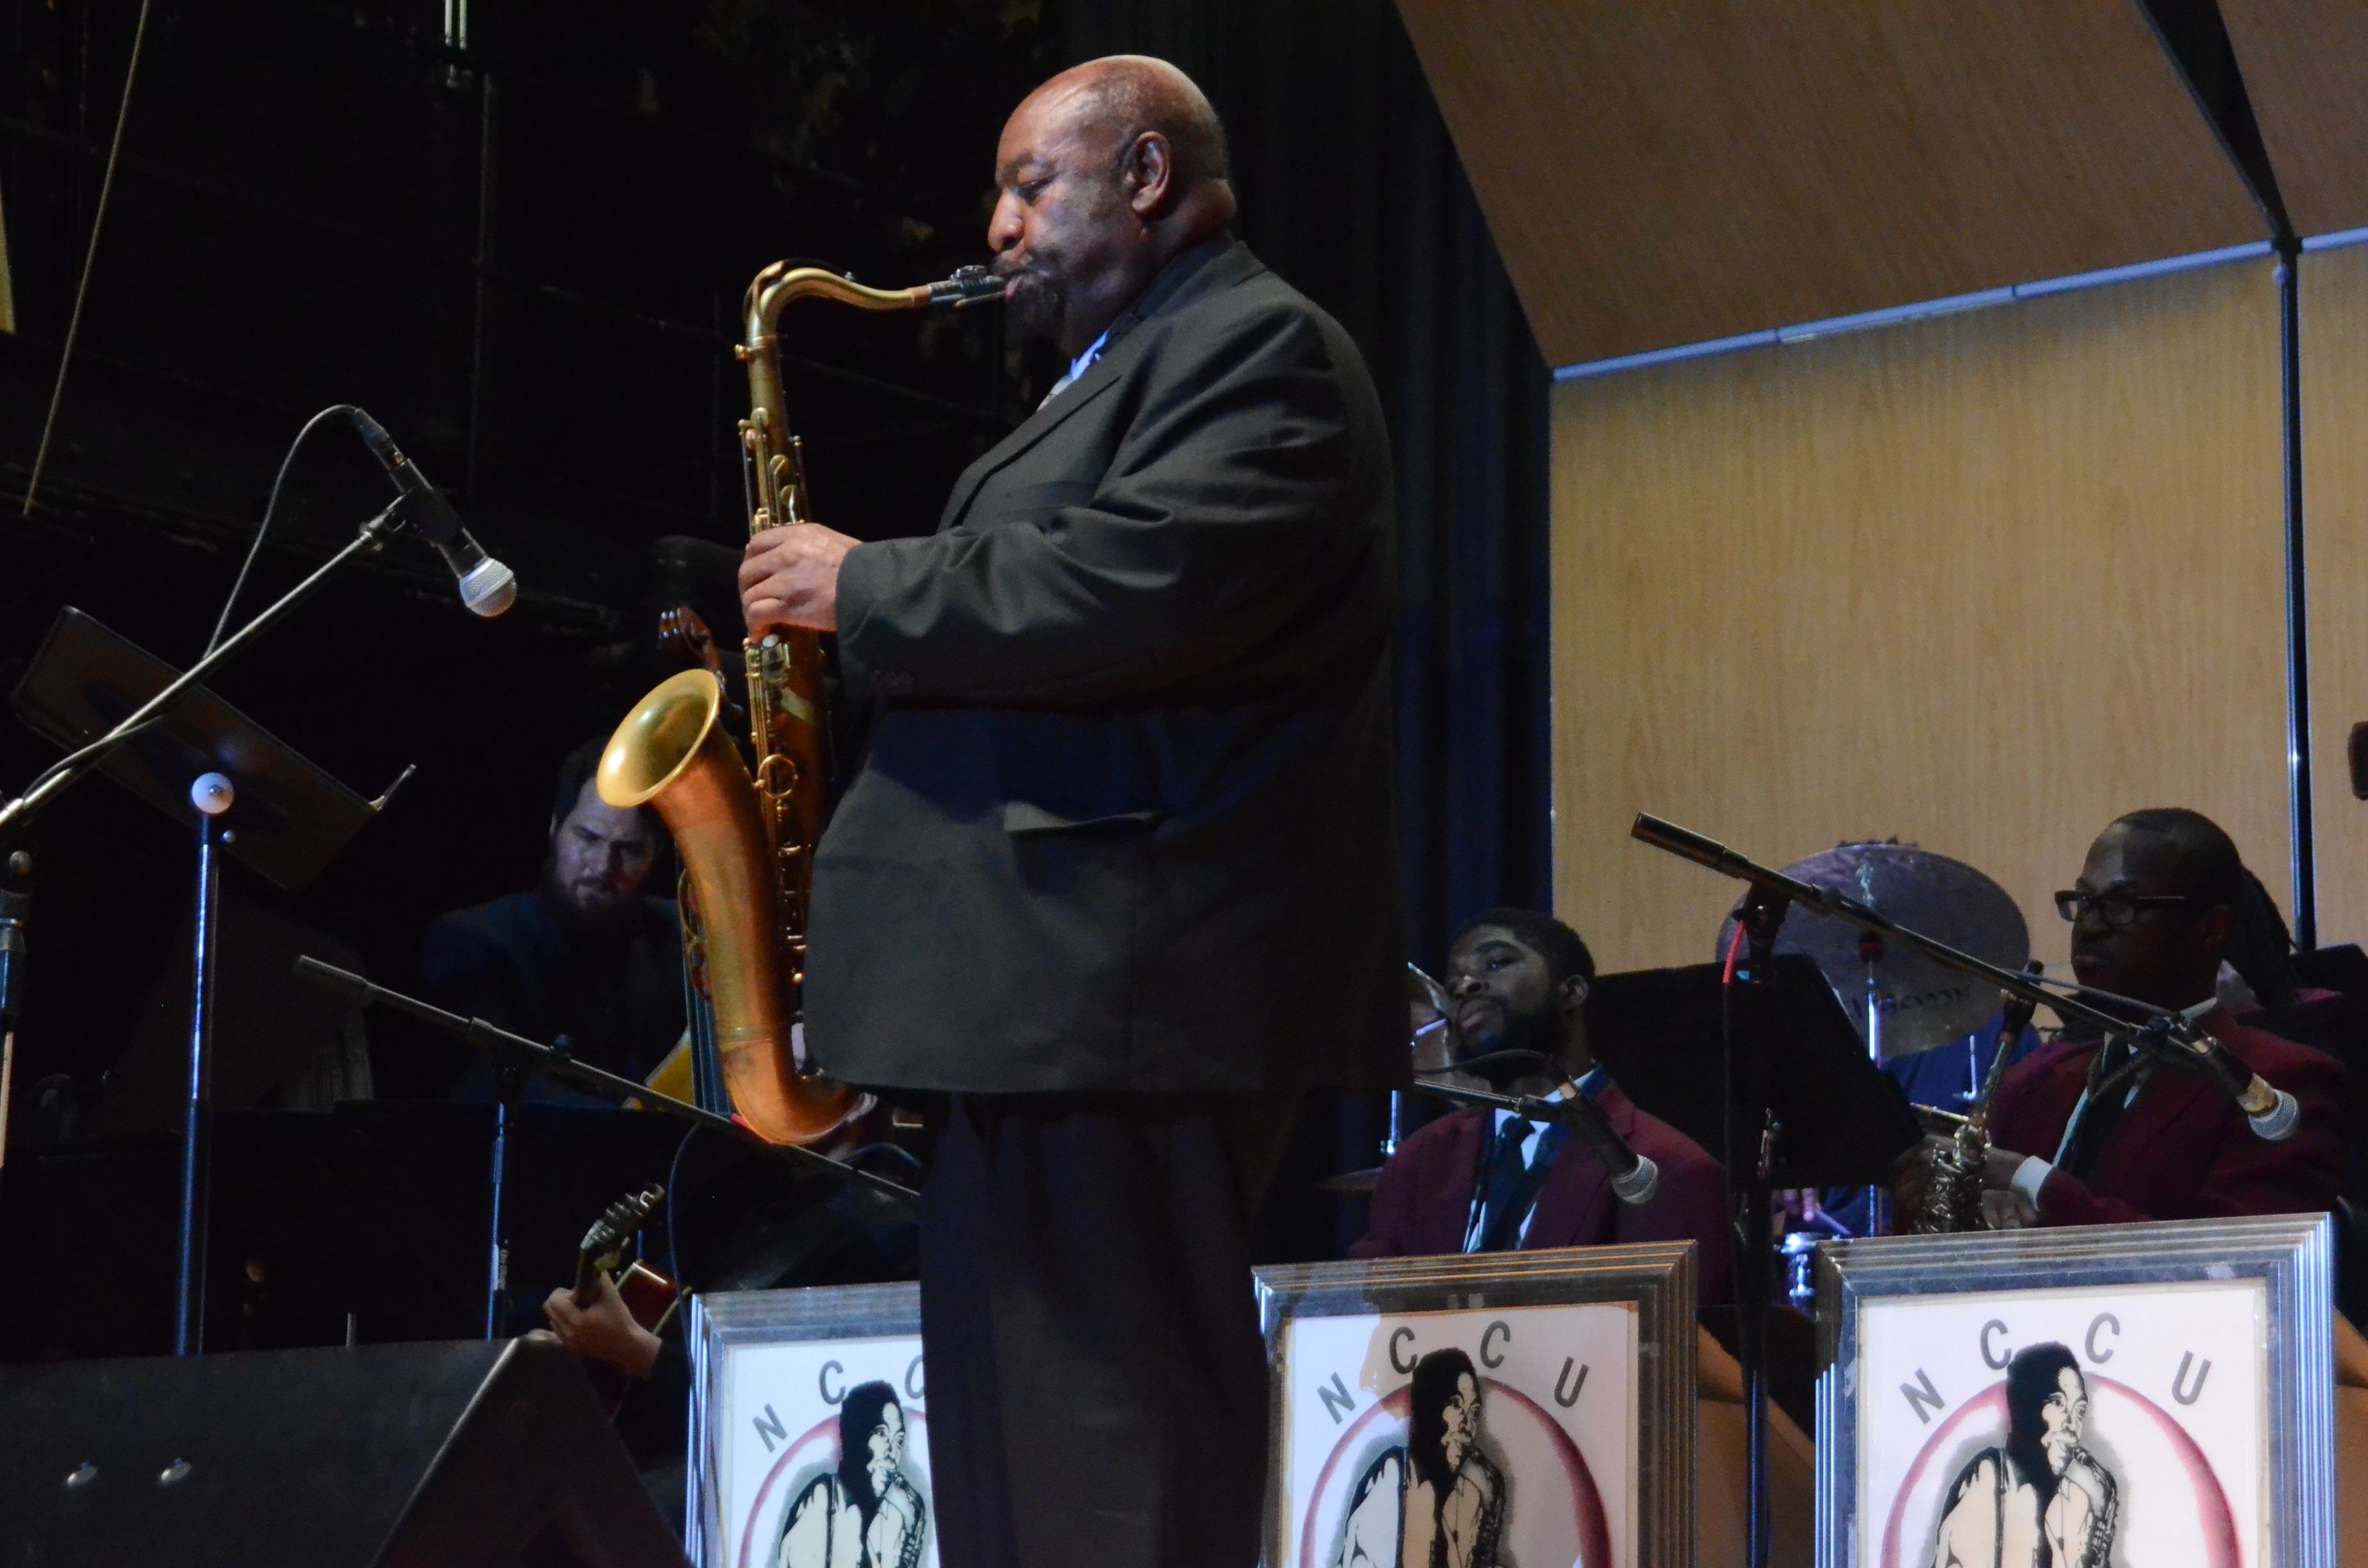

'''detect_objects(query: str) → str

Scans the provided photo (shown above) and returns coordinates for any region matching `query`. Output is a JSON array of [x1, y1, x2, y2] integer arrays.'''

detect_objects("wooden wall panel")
[[1394, 0, 2264, 368], [2303, 245, 2368, 949], [2219, 1, 2368, 239], [1552, 261, 2290, 975]]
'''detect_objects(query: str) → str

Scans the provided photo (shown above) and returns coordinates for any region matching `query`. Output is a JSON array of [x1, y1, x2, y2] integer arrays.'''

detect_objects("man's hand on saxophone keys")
[[740, 522, 860, 634], [1890, 1136, 2039, 1230]]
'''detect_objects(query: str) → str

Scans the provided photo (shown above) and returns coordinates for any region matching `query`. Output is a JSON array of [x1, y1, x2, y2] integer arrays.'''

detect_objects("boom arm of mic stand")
[[1410, 1075, 1660, 1204], [291, 956, 918, 1206], [1631, 813, 2300, 1141], [0, 504, 406, 838]]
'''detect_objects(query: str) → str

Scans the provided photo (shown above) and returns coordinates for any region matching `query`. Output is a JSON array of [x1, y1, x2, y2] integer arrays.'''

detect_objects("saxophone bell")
[[598, 671, 851, 1146]]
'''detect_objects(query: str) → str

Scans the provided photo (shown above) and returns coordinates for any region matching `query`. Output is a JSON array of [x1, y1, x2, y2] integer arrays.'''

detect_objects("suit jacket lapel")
[[936, 236, 1264, 533], [937, 368, 1123, 531], [1424, 1111, 1490, 1255], [2083, 1054, 2217, 1181], [1520, 1086, 1631, 1250], [1993, 1038, 2096, 1151]]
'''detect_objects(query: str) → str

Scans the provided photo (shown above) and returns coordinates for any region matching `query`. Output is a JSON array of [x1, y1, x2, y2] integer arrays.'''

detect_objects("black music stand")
[[10, 608, 386, 893], [1589, 950, 1920, 1568], [1588, 954, 1920, 1188], [9, 608, 399, 1355]]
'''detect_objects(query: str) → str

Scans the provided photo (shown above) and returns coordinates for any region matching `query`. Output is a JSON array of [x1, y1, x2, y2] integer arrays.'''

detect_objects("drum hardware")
[[1646, 813, 2303, 1145], [1714, 840, 2029, 1060], [1320, 961, 1461, 1193]]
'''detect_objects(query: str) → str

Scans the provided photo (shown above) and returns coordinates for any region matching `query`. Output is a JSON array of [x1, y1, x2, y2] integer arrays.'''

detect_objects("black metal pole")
[[464, 69, 495, 503], [174, 788, 229, 1355], [1728, 883, 1789, 1568], [292, 956, 918, 1205], [484, 1068, 514, 1338], [0, 850, 28, 1174], [2278, 240, 2316, 949]]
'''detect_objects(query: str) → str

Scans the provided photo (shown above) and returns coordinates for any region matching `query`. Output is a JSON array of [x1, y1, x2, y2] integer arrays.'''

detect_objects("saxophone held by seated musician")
[[1913, 970, 2043, 1233], [598, 260, 999, 1145]]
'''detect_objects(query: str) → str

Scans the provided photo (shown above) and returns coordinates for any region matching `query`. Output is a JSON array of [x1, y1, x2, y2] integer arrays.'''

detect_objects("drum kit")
[[1716, 841, 2029, 1063], [1324, 840, 2032, 1208]]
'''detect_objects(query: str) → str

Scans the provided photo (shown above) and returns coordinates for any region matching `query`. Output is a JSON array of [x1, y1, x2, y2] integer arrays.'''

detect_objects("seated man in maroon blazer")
[[1351, 909, 1732, 1303], [1898, 808, 2346, 1229]]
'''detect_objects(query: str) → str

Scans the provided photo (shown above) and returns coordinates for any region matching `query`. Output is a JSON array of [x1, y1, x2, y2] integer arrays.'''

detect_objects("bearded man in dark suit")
[[737, 55, 1404, 1568]]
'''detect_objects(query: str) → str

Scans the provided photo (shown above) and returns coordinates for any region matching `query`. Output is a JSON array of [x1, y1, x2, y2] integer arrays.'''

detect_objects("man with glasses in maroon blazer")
[[1896, 808, 2346, 1230]]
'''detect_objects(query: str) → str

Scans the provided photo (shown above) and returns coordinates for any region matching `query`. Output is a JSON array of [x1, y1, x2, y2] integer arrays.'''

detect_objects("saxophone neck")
[[741, 261, 998, 345], [734, 263, 994, 537]]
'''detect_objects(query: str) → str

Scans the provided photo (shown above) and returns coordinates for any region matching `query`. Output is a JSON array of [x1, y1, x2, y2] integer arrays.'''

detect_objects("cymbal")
[[1714, 841, 2028, 1059], [1320, 1166, 1383, 1194]]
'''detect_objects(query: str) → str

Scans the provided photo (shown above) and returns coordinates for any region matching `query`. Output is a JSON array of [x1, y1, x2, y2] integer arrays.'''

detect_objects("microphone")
[[1543, 1079, 1661, 1205], [349, 412, 517, 617], [2164, 1005, 2300, 1141], [1417, 1046, 1661, 1204]]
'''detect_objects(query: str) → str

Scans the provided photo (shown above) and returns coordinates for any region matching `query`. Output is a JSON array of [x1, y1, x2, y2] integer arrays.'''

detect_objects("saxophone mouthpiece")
[[933, 265, 1004, 308]]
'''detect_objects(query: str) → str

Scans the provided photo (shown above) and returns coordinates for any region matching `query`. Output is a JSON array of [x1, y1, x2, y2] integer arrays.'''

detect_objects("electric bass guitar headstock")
[[656, 606, 723, 678], [655, 605, 748, 731], [572, 1184, 664, 1305]]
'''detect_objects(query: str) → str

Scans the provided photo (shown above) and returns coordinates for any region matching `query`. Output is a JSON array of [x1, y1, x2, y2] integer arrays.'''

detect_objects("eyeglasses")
[[2053, 889, 2204, 928]]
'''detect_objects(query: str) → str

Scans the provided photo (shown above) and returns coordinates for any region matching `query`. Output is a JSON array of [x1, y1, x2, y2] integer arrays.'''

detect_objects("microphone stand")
[[1631, 812, 2308, 1568], [0, 503, 407, 838], [1408, 1074, 1661, 1205], [1631, 814, 2301, 1138], [292, 958, 919, 1209], [0, 850, 26, 1174], [0, 500, 413, 1355], [1726, 881, 1789, 1568]]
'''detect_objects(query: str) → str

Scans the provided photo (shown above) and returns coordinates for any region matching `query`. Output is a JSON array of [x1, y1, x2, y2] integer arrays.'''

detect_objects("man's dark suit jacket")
[[1987, 1011, 2347, 1226], [418, 891, 684, 1097], [1347, 1082, 1735, 1305], [807, 237, 1405, 1095]]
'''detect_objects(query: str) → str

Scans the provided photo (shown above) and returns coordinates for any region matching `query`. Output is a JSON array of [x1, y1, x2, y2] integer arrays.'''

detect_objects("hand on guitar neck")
[[543, 1185, 680, 1414], [545, 1274, 664, 1381]]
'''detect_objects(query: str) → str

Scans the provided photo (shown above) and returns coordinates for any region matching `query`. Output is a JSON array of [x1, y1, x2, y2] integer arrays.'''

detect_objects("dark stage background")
[[0, 0, 1549, 1359]]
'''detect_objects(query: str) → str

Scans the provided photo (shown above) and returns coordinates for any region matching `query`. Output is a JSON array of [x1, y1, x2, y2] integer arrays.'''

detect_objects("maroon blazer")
[[1348, 1081, 1733, 1305], [1986, 1012, 2347, 1228]]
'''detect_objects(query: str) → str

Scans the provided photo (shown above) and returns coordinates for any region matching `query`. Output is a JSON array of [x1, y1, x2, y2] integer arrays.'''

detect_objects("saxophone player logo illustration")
[[775, 1380, 928, 1568], [1927, 1344, 2117, 1568], [1334, 1349, 1509, 1568], [1858, 1282, 2263, 1568], [1279, 1302, 1634, 1568]]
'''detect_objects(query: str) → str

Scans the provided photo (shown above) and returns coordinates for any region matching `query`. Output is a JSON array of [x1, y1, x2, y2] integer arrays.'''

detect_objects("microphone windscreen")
[[459, 557, 518, 618], [2247, 1087, 2301, 1143], [2349, 721, 2368, 801], [1610, 1154, 1659, 1205]]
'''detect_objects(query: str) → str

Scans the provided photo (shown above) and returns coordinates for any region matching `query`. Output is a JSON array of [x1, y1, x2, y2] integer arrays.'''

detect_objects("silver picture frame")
[[1254, 1241, 1697, 1568], [687, 1280, 926, 1568], [1813, 1213, 2334, 1568]]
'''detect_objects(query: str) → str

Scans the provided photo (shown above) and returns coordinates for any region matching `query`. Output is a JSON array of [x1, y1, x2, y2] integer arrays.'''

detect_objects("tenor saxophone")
[[598, 261, 999, 1144], [1914, 967, 2043, 1233]]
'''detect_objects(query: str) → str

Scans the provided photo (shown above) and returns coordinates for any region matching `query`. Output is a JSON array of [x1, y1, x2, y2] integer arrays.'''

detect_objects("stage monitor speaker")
[[0, 1335, 686, 1567]]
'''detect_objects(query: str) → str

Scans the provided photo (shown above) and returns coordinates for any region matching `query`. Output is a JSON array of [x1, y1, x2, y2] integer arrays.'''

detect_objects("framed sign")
[[1814, 1214, 2334, 1568], [1256, 1243, 1697, 1568], [688, 1282, 932, 1568]]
